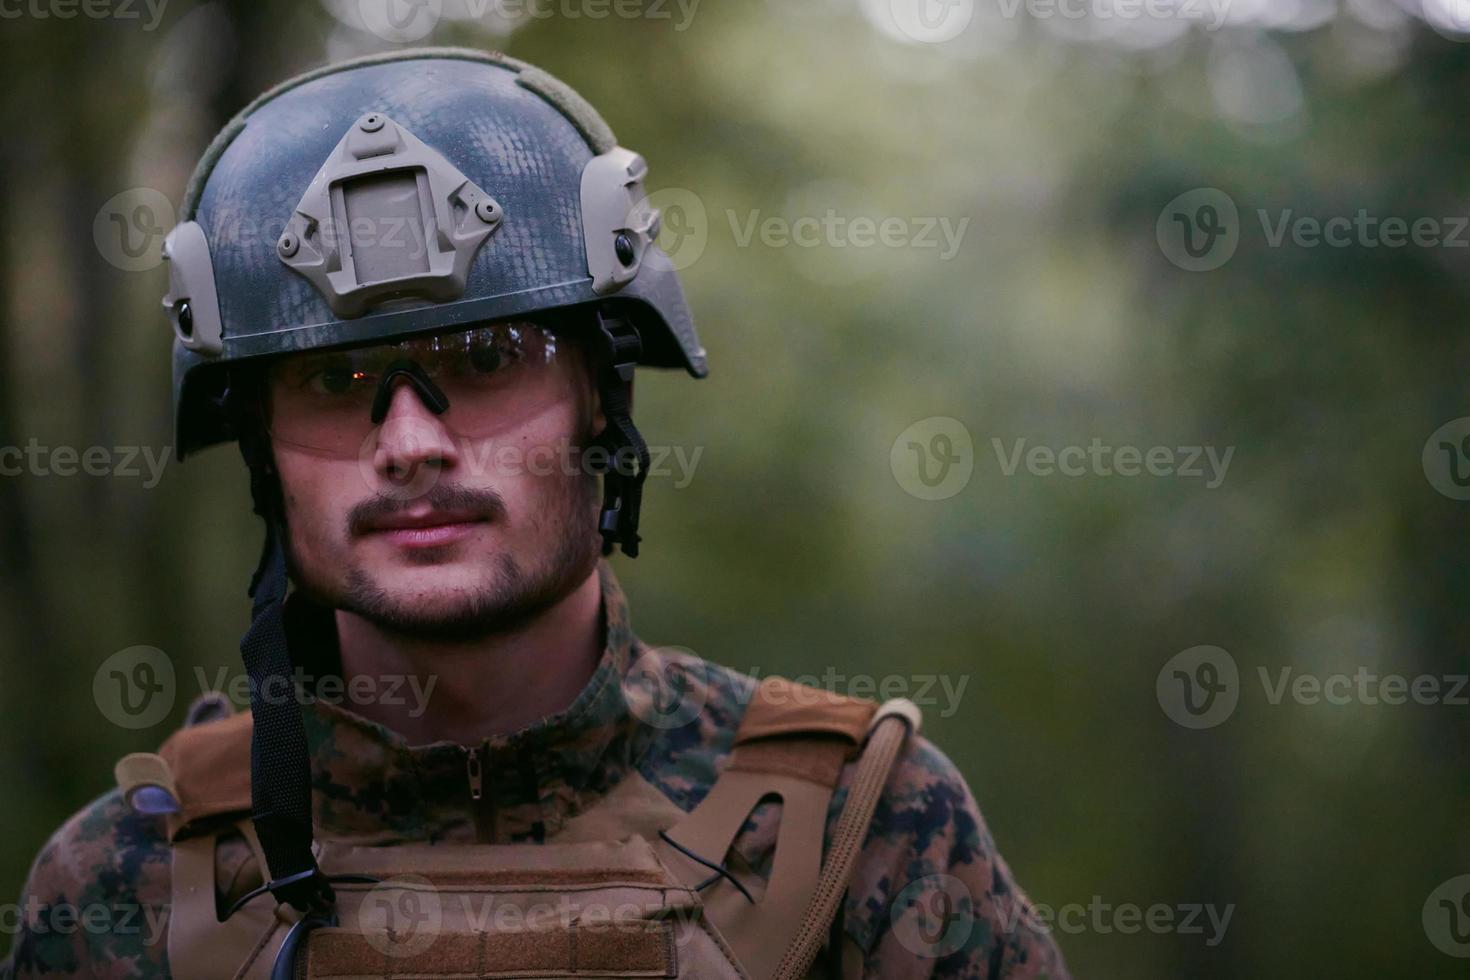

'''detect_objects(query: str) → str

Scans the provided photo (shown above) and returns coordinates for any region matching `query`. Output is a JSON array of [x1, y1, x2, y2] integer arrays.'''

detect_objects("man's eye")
[[468, 343, 505, 374], [306, 367, 372, 395]]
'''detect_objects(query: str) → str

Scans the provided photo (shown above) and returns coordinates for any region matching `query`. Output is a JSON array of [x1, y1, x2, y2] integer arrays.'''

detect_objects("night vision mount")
[[275, 112, 504, 318]]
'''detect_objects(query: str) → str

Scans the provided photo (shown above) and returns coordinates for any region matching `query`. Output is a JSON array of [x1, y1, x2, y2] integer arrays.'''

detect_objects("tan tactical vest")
[[116, 677, 921, 980]]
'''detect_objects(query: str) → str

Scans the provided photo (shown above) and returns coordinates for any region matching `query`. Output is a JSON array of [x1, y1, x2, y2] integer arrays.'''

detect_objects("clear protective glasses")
[[263, 319, 574, 456]]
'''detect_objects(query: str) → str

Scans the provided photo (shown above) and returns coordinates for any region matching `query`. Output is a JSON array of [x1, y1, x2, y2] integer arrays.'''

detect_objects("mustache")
[[347, 483, 508, 537]]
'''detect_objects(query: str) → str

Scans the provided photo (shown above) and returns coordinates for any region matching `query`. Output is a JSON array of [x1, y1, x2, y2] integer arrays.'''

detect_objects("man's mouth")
[[360, 508, 490, 548]]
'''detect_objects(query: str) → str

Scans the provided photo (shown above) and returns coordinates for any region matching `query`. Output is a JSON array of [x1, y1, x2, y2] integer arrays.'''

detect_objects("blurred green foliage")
[[2, 1, 1469, 976]]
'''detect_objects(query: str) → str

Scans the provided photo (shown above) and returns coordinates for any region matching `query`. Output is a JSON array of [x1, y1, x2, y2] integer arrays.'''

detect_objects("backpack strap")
[[657, 677, 920, 980]]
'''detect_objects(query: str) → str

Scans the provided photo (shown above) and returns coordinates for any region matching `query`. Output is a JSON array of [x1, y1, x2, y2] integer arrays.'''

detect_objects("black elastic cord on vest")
[[658, 829, 756, 904], [590, 308, 650, 558]]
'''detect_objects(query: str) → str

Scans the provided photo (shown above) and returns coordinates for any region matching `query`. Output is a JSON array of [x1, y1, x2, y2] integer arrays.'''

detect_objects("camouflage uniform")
[[1, 562, 1068, 979]]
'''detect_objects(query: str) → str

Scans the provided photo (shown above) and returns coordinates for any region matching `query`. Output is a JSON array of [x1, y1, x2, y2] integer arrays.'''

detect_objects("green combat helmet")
[[158, 47, 707, 938]]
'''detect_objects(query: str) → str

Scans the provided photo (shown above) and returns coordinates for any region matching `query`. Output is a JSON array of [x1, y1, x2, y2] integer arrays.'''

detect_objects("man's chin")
[[324, 551, 594, 643]]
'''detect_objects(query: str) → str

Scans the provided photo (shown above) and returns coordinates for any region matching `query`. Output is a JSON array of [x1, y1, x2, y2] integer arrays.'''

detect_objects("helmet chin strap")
[[232, 410, 336, 917]]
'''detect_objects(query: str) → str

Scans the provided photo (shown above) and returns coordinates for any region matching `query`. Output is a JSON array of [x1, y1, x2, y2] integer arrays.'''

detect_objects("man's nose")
[[371, 379, 459, 476]]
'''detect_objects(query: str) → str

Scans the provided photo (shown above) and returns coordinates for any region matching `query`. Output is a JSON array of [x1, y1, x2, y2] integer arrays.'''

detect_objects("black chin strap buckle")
[[591, 309, 648, 558], [595, 310, 642, 384], [265, 866, 337, 915]]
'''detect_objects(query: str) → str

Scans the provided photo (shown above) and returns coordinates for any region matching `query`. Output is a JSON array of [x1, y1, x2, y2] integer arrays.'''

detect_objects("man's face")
[[265, 321, 607, 641]]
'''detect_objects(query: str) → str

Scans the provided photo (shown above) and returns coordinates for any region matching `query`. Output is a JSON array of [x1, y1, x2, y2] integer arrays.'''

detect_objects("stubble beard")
[[287, 471, 604, 643]]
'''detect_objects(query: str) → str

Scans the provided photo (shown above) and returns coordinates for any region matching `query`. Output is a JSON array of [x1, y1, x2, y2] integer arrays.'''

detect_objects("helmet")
[[159, 48, 706, 918], [166, 46, 705, 458]]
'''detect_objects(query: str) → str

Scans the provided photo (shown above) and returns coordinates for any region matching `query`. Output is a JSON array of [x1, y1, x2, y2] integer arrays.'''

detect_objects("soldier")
[[3, 49, 1068, 979]]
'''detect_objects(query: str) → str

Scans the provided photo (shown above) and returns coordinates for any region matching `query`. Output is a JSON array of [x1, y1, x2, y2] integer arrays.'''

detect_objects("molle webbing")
[[303, 921, 677, 979]]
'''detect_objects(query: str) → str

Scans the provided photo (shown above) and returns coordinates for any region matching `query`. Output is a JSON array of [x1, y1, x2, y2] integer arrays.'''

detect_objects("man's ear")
[[589, 377, 633, 439]]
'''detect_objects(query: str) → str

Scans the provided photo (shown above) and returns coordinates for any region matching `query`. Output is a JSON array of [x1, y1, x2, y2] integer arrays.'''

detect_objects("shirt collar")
[[284, 558, 648, 843]]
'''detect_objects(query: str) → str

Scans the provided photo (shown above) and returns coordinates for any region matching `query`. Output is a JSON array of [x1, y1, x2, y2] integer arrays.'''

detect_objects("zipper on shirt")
[[464, 744, 496, 843]]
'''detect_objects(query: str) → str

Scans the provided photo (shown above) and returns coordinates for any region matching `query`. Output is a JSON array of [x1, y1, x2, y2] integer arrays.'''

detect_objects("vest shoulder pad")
[[734, 675, 879, 748], [157, 709, 253, 839]]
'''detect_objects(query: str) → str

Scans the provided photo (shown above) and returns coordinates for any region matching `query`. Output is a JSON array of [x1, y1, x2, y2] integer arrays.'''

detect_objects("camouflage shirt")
[[2, 561, 1068, 979]]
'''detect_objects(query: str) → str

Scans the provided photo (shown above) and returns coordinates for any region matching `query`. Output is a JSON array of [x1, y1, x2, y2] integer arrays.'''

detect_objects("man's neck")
[[332, 569, 605, 746]]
